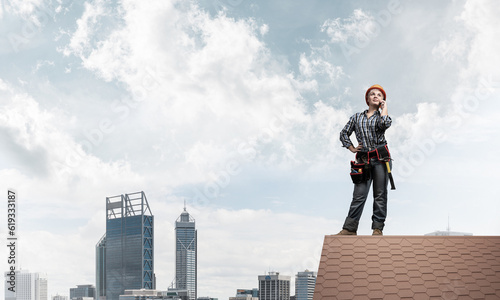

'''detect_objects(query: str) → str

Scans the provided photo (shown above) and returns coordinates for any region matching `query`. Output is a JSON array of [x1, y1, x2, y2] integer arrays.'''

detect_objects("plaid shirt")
[[340, 110, 392, 151]]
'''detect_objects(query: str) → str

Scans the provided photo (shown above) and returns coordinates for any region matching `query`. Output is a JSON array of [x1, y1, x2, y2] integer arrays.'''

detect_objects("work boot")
[[336, 229, 357, 235], [372, 229, 383, 236]]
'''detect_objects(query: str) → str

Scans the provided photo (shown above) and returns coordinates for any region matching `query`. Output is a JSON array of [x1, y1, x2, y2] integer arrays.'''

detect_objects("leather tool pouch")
[[350, 161, 371, 184], [375, 145, 391, 161]]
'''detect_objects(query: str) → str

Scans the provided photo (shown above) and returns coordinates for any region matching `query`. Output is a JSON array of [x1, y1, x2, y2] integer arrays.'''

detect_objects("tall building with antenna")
[[258, 272, 291, 300], [295, 270, 316, 300], [175, 204, 197, 300], [97, 191, 154, 300], [425, 215, 472, 236]]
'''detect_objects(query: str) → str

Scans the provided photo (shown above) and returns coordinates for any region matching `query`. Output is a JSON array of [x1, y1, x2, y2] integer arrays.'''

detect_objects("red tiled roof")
[[313, 236, 500, 299]]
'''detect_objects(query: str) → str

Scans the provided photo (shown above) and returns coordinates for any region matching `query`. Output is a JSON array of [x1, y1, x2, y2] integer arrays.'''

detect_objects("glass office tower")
[[96, 234, 106, 300], [295, 270, 317, 300], [105, 191, 154, 300], [175, 206, 197, 300]]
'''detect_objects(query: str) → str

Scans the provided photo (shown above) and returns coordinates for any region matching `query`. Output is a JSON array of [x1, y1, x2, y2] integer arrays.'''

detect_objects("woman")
[[337, 84, 392, 236]]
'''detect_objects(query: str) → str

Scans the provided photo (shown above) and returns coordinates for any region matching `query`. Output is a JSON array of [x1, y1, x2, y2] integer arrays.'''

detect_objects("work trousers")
[[343, 158, 390, 232]]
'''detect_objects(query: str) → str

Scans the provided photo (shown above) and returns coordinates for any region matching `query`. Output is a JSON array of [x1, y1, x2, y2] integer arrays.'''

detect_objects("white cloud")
[[0, 79, 144, 200], [60, 0, 325, 179], [62, 0, 107, 58], [1, 0, 46, 17], [33, 59, 54, 72], [436, 0, 500, 132], [432, 0, 500, 75], [432, 33, 470, 64], [459, 0, 500, 85], [389, 0, 500, 181], [259, 23, 269, 35], [298, 52, 344, 82], [321, 9, 376, 44]]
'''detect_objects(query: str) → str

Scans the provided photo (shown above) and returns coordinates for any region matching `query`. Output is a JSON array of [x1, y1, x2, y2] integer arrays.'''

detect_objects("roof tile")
[[380, 270, 396, 279], [352, 286, 369, 296], [383, 294, 401, 300], [397, 289, 414, 298], [426, 288, 442, 297], [411, 284, 427, 293], [336, 282, 353, 292], [413, 292, 430, 300], [380, 277, 397, 286], [336, 291, 353, 299], [469, 290, 486, 298], [366, 289, 385, 299], [408, 276, 425, 286]]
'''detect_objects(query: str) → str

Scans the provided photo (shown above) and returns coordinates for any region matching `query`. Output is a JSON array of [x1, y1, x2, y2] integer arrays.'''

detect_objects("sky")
[[1, 0, 499, 299]]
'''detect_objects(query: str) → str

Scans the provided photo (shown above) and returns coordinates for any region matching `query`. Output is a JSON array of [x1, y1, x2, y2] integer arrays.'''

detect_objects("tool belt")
[[349, 145, 391, 184]]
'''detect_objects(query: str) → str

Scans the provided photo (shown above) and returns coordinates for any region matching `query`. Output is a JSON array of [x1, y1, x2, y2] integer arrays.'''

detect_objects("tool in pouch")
[[349, 145, 396, 190]]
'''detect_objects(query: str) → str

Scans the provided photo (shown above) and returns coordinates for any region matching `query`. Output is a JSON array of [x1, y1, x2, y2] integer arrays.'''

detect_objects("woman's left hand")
[[379, 99, 386, 109], [380, 99, 388, 116]]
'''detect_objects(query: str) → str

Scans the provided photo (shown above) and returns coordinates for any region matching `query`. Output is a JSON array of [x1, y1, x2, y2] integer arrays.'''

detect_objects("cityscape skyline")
[[4, 192, 320, 300], [4, 191, 321, 300]]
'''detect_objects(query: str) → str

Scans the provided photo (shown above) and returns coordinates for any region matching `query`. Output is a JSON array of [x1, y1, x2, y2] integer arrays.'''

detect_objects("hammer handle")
[[385, 161, 396, 190]]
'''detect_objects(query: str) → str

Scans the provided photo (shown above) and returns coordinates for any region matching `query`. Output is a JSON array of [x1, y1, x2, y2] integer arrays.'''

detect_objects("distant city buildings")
[[258, 272, 291, 300], [238, 289, 259, 296], [229, 295, 258, 300], [119, 289, 165, 300], [425, 230, 473, 236], [70, 284, 96, 299], [52, 295, 68, 300], [425, 217, 472, 236], [229, 288, 259, 300], [118, 289, 188, 300], [4, 270, 47, 300], [294, 270, 316, 300], [175, 206, 197, 300], [97, 191, 155, 300]]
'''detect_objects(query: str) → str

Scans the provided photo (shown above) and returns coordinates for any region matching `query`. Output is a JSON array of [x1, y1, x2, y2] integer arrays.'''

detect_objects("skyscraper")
[[102, 191, 154, 300], [258, 272, 290, 300], [294, 270, 316, 300], [175, 206, 197, 300], [95, 235, 106, 300], [4, 270, 47, 300]]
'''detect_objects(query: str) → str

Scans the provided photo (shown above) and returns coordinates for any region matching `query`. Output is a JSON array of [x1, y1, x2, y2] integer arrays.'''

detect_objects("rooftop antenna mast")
[[447, 214, 450, 232]]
